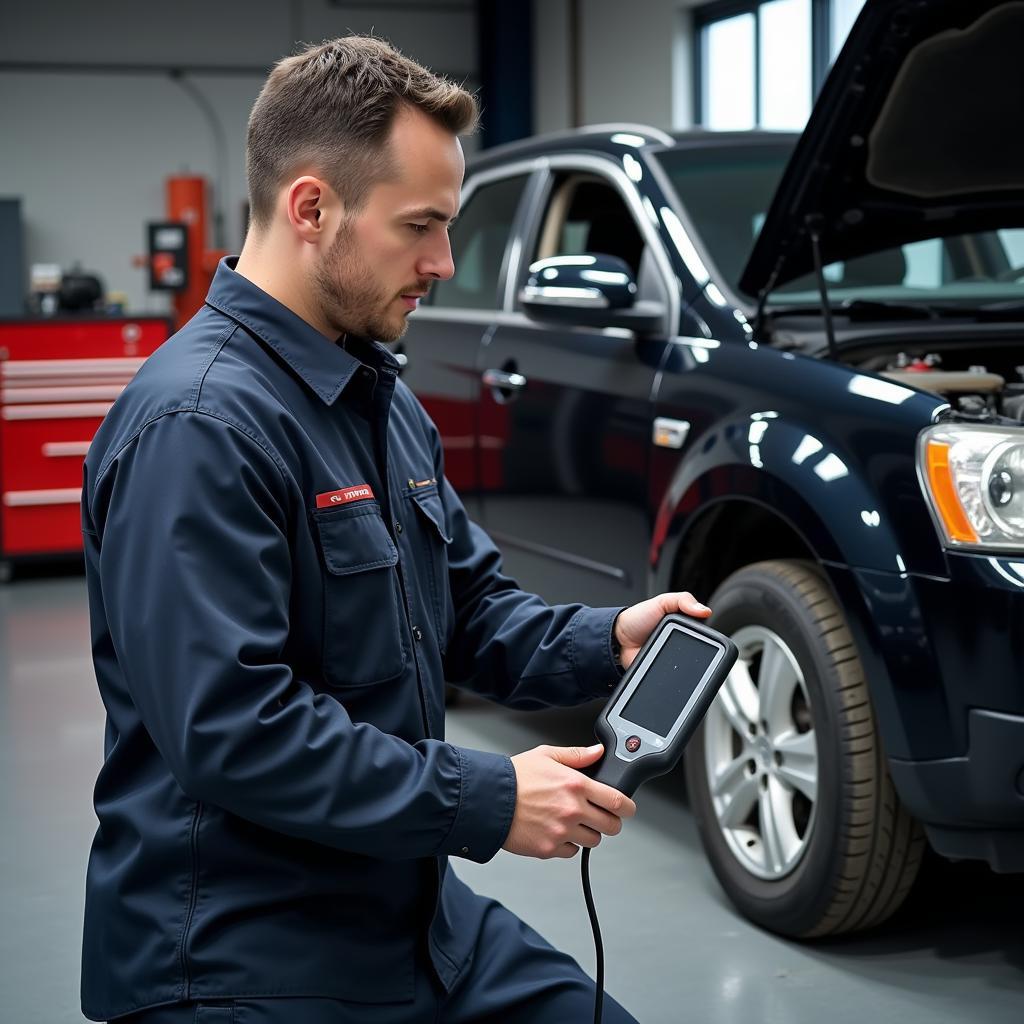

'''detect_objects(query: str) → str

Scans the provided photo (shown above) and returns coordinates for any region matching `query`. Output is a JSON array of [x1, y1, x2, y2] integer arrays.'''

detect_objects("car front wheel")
[[684, 560, 924, 937]]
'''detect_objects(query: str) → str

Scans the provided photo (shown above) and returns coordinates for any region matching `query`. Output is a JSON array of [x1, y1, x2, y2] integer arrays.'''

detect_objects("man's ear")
[[286, 176, 338, 244]]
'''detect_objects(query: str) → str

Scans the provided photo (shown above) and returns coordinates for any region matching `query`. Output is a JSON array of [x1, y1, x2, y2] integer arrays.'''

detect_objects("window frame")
[[531, 171, 648, 274], [692, 0, 832, 129], [509, 154, 677, 334]]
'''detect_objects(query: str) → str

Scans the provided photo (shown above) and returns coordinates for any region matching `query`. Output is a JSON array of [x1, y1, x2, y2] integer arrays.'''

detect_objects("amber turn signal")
[[924, 440, 978, 544]]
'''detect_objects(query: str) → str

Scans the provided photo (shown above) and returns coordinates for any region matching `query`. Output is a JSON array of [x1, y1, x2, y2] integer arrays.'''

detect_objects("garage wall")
[[0, 0, 479, 313], [532, 0, 705, 136]]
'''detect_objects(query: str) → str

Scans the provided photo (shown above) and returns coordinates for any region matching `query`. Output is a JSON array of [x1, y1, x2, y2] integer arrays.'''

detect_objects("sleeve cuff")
[[439, 747, 517, 863], [570, 606, 626, 700]]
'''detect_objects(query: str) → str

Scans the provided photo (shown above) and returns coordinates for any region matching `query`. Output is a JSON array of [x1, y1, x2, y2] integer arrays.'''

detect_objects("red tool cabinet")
[[0, 316, 171, 574]]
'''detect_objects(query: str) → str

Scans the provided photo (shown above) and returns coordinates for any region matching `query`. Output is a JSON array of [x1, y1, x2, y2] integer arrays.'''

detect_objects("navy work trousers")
[[118, 890, 638, 1024]]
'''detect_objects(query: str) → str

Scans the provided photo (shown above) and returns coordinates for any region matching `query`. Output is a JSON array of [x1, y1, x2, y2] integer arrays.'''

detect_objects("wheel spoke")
[[758, 639, 796, 734], [774, 728, 816, 760], [717, 663, 759, 737], [711, 752, 750, 799], [758, 778, 793, 874], [716, 769, 760, 829], [774, 729, 818, 802], [775, 760, 817, 803]]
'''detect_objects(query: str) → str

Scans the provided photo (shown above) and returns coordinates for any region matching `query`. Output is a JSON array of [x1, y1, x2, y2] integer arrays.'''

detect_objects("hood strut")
[[752, 265, 779, 341], [808, 216, 839, 360]]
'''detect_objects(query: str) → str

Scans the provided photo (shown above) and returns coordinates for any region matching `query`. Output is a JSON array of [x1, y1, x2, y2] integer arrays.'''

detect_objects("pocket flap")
[[409, 488, 453, 544], [315, 505, 399, 576]]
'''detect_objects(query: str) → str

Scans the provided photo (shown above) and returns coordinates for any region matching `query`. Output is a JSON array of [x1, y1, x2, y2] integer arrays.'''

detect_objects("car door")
[[476, 157, 675, 606], [395, 168, 533, 518]]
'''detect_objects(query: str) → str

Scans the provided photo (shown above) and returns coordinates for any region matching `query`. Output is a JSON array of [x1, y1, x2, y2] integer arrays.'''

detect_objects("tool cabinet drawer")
[[0, 317, 170, 563], [1, 492, 83, 555], [0, 319, 167, 360], [0, 405, 108, 491]]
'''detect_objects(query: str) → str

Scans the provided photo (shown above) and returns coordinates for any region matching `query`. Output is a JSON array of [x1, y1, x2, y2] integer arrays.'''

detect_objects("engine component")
[[880, 369, 1005, 394]]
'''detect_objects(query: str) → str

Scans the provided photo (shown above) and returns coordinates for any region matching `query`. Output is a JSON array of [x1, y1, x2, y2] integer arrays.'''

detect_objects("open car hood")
[[738, 0, 1024, 300]]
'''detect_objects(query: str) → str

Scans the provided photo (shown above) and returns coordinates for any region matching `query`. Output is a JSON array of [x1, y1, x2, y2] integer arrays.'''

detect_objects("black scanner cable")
[[581, 847, 605, 1024]]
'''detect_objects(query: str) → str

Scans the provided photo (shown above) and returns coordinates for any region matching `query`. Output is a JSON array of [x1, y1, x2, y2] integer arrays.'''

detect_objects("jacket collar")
[[204, 257, 397, 406]]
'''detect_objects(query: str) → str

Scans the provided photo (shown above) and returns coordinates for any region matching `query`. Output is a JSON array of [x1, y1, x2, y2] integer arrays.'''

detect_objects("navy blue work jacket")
[[80, 258, 623, 1020]]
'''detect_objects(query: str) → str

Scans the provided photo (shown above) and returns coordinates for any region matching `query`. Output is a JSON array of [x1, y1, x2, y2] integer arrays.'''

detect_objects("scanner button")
[[625, 736, 641, 753]]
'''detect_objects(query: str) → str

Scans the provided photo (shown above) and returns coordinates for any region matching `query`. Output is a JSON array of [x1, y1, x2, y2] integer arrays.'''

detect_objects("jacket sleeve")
[[419, 412, 625, 707], [88, 410, 513, 863]]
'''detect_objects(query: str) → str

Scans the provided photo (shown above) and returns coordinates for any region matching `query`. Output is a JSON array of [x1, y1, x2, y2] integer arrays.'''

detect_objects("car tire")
[[684, 559, 925, 937]]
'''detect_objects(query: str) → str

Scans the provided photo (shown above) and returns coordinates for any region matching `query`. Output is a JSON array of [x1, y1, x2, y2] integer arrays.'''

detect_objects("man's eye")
[[409, 223, 430, 234]]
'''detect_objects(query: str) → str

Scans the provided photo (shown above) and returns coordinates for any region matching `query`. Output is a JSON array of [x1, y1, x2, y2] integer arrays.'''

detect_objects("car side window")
[[534, 173, 646, 277], [429, 174, 529, 310]]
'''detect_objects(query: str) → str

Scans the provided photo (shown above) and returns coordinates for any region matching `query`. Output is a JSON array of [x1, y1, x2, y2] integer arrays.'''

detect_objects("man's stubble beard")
[[312, 221, 408, 343]]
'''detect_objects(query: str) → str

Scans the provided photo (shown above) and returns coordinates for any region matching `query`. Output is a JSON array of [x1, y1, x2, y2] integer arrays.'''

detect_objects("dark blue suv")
[[398, 0, 1024, 937]]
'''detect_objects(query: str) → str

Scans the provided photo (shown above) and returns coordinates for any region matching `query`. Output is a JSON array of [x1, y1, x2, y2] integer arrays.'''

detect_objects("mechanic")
[[80, 36, 711, 1023]]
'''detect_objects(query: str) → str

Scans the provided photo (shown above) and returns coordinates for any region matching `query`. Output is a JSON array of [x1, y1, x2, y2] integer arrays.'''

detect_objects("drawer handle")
[[3, 487, 82, 507], [42, 441, 91, 458], [2, 402, 113, 420], [1, 357, 145, 377], [1, 385, 125, 403]]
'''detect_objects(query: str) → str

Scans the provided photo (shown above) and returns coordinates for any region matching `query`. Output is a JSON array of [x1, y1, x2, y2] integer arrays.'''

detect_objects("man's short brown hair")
[[246, 35, 479, 229]]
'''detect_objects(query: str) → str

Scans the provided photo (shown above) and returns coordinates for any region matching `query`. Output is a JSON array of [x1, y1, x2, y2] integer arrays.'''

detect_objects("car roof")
[[466, 124, 799, 175]]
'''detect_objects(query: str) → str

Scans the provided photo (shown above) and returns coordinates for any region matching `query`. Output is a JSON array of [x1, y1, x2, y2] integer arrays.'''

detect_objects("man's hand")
[[615, 591, 711, 669], [503, 744, 637, 859]]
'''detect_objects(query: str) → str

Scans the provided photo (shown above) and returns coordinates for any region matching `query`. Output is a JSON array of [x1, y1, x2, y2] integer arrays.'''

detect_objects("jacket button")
[[461, 846, 469, 855], [395, 521, 403, 534], [413, 626, 423, 642]]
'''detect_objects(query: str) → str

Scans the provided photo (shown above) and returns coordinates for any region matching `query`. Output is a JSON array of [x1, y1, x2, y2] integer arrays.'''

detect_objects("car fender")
[[651, 411, 903, 578], [649, 341, 953, 762], [650, 337, 947, 578]]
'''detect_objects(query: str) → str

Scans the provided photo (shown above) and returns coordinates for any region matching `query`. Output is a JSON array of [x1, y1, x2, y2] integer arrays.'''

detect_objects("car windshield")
[[654, 142, 1024, 308]]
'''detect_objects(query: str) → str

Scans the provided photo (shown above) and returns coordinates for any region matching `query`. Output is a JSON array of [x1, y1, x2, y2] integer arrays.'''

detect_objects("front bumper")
[[840, 553, 1024, 869], [889, 708, 1024, 870]]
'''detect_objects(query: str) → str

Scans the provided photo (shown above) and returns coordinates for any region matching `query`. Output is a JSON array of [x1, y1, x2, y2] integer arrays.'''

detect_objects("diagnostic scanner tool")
[[582, 614, 738, 1022], [590, 613, 738, 796]]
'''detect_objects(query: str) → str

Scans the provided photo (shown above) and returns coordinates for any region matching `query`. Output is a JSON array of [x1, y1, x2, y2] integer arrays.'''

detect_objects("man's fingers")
[[581, 805, 623, 837], [548, 743, 604, 768], [616, 591, 712, 656], [672, 590, 711, 616], [585, 779, 637, 818], [679, 593, 712, 614], [569, 824, 603, 849], [503, 743, 636, 861], [552, 827, 602, 859]]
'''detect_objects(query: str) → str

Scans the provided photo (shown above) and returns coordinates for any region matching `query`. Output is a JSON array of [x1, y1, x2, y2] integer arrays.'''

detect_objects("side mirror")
[[519, 254, 666, 334]]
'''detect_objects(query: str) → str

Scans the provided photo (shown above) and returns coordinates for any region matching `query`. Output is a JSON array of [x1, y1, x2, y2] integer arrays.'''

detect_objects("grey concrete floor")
[[1, 574, 1022, 1023]]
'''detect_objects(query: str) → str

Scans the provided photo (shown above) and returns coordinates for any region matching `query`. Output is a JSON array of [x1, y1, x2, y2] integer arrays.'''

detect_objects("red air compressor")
[[143, 175, 228, 328]]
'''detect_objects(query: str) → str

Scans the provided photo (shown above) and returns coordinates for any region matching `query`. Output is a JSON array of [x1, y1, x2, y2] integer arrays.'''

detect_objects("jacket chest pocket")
[[314, 503, 406, 687], [405, 484, 454, 649]]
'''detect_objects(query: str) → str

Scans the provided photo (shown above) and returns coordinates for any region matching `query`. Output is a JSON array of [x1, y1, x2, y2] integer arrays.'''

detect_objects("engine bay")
[[839, 340, 1024, 421]]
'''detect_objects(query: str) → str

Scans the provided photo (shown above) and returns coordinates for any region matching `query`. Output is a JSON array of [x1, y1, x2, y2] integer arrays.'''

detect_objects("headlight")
[[919, 424, 1024, 550]]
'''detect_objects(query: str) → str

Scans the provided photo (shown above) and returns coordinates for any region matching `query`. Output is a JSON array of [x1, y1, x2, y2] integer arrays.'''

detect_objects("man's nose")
[[419, 231, 455, 281]]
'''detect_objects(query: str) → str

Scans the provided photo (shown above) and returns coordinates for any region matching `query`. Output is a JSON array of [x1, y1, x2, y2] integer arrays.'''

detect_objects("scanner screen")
[[620, 628, 719, 737]]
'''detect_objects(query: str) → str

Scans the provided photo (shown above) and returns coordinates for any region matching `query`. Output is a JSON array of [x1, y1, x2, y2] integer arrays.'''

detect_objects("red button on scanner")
[[625, 736, 641, 753]]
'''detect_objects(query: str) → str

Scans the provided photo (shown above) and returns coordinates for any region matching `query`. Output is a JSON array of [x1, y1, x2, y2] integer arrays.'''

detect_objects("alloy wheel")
[[703, 624, 818, 880]]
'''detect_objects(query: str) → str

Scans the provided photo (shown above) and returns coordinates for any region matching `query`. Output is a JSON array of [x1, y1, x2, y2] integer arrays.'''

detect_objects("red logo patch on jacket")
[[315, 484, 375, 508]]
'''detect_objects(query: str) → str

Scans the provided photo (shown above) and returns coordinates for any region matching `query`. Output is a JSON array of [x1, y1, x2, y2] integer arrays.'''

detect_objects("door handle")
[[482, 368, 527, 392]]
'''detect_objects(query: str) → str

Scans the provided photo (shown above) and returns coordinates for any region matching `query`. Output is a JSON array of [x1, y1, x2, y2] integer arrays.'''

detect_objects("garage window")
[[693, 0, 866, 130]]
